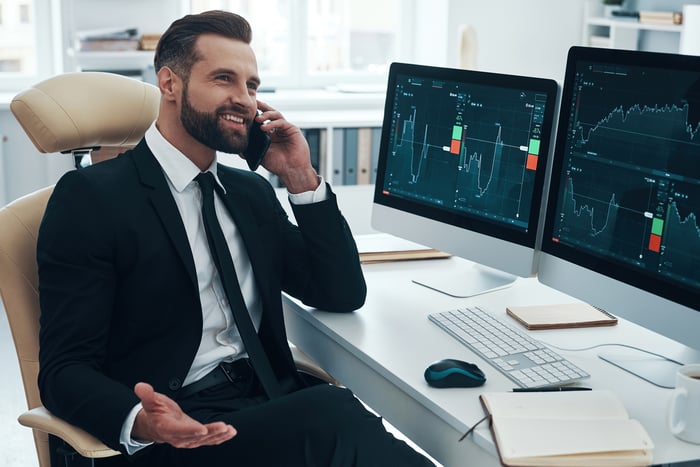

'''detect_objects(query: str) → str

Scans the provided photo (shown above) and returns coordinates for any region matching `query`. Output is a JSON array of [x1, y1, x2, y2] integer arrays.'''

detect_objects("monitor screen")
[[372, 62, 558, 297], [539, 46, 700, 355]]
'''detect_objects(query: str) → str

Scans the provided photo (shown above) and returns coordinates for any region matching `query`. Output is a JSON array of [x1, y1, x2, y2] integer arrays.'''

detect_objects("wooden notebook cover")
[[355, 233, 451, 264], [506, 303, 617, 330]]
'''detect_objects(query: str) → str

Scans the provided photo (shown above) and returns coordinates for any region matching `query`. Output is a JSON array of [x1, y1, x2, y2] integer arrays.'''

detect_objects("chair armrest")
[[18, 406, 120, 459], [291, 346, 341, 386], [18, 356, 332, 461]]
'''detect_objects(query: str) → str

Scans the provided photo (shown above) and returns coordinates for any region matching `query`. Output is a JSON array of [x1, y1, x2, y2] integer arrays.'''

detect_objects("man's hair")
[[154, 10, 252, 79]]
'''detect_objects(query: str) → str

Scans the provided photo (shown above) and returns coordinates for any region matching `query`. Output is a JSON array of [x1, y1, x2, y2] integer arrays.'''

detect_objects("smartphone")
[[242, 112, 271, 171]]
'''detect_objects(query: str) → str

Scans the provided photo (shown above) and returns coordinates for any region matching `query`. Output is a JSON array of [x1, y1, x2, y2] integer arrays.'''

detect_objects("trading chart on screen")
[[550, 60, 700, 288], [381, 73, 550, 232]]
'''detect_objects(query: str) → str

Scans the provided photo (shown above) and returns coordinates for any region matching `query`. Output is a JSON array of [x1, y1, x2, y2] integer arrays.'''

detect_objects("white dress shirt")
[[121, 123, 327, 452]]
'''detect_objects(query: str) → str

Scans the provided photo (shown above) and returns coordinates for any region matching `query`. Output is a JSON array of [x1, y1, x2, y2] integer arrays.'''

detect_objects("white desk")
[[283, 256, 700, 467]]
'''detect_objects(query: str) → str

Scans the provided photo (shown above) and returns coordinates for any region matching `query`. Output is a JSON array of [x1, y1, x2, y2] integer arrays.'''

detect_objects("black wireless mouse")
[[424, 358, 486, 388]]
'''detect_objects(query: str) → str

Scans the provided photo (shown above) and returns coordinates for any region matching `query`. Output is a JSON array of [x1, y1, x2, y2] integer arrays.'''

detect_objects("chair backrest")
[[0, 186, 54, 466], [0, 186, 53, 407], [1, 71, 159, 467], [11, 71, 160, 154]]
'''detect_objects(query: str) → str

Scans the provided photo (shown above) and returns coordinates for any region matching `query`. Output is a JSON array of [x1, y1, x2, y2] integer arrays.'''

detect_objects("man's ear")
[[157, 66, 180, 102]]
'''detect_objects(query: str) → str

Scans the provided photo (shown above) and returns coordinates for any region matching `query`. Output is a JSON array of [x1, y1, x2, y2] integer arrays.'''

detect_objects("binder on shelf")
[[319, 130, 327, 179], [298, 126, 382, 187], [343, 128, 358, 185], [356, 128, 372, 185], [332, 128, 345, 186], [302, 128, 323, 174], [370, 127, 382, 184], [268, 174, 282, 188]]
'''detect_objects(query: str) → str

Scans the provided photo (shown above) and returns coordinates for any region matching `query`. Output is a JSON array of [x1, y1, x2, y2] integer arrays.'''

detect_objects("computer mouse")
[[424, 358, 486, 388]]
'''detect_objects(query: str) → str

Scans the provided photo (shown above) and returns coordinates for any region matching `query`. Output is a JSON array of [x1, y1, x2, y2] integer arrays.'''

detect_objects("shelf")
[[285, 110, 383, 129], [68, 49, 155, 71], [585, 16, 682, 33], [262, 88, 385, 113], [582, 11, 683, 51]]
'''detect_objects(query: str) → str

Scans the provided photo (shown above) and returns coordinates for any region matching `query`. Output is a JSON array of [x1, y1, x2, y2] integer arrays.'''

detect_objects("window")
[[0, 0, 414, 93], [0, 0, 35, 75], [0, 0, 57, 91], [18, 2, 29, 23], [306, 0, 398, 74], [190, 0, 411, 89]]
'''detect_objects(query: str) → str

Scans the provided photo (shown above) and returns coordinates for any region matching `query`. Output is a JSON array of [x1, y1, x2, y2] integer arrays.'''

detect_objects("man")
[[37, 9, 434, 467]]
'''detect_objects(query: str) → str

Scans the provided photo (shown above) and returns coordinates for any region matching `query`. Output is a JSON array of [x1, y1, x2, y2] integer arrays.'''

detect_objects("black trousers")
[[90, 375, 435, 467]]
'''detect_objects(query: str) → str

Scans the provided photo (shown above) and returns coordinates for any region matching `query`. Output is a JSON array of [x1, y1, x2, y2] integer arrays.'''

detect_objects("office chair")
[[1, 71, 337, 467]]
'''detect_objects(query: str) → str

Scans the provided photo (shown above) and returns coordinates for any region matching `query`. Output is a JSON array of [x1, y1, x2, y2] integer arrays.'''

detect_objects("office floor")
[[0, 300, 37, 467], [0, 300, 439, 467]]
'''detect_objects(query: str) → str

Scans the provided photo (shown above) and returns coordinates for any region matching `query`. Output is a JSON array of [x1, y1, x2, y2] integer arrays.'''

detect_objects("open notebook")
[[480, 390, 653, 467]]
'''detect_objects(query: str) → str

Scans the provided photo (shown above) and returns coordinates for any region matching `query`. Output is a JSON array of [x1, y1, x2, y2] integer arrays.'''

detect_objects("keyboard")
[[429, 306, 589, 388]]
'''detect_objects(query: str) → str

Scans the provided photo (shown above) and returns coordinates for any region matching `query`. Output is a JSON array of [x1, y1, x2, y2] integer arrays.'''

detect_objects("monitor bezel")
[[541, 46, 700, 312], [373, 62, 559, 250]]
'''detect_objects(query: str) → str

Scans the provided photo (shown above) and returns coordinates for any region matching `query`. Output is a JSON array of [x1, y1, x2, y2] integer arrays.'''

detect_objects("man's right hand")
[[132, 382, 236, 448]]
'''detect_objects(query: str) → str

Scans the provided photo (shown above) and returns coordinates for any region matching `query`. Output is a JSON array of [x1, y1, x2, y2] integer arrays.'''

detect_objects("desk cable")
[[537, 341, 684, 366], [458, 414, 490, 442]]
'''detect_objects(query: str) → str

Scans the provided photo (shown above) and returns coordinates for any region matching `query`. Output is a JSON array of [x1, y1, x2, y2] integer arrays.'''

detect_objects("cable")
[[458, 414, 490, 442], [540, 340, 684, 366]]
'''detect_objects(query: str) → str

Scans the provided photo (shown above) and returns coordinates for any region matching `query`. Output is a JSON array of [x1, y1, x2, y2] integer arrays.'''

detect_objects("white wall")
[[412, 0, 450, 67], [445, 0, 587, 82], [0, 110, 73, 206]]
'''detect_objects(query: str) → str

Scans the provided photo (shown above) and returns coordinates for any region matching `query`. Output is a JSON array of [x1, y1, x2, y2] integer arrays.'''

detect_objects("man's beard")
[[180, 84, 248, 154]]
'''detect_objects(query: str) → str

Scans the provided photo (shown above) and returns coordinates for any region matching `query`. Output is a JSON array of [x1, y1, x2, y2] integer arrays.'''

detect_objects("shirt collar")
[[145, 123, 227, 194]]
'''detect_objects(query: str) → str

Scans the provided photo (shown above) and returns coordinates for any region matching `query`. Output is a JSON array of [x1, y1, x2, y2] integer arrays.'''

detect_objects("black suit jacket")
[[37, 140, 366, 452]]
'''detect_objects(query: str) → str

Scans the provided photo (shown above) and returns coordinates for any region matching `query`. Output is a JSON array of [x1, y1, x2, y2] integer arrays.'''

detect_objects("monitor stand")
[[598, 351, 681, 389], [412, 263, 517, 298]]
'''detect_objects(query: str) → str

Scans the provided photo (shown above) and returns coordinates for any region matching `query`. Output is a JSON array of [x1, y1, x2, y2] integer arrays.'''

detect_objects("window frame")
[[0, 0, 61, 92], [263, 0, 416, 90], [190, 0, 416, 90], [1, 0, 417, 93]]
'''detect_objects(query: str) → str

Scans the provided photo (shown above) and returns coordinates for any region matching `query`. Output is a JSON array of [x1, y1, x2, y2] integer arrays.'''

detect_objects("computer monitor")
[[371, 62, 558, 297], [538, 46, 700, 385]]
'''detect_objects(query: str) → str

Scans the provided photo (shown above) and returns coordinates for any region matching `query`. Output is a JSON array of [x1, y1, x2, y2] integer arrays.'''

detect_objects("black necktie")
[[195, 172, 282, 398]]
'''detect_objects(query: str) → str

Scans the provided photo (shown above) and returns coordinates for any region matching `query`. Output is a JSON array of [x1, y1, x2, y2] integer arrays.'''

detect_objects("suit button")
[[168, 378, 182, 391]]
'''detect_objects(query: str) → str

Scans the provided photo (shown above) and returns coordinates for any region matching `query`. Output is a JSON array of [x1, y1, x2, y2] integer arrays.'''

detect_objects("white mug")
[[668, 363, 700, 444]]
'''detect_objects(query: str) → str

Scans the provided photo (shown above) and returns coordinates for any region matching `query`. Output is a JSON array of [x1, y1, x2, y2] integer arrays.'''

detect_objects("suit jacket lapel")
[[130, 140, 198, 288]]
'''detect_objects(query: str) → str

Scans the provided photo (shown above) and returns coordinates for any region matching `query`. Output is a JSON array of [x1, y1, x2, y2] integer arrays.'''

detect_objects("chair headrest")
[[10, 72, 160, 154]]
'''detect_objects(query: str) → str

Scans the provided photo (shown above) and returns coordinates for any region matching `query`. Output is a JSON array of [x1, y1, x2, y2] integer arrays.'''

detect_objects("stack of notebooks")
[[76, 27, 140, 51], [480, 390, 654, 466], [638, 10, 683, 25], [139, 33, 162, 51], [354, 233, 450, 264]]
